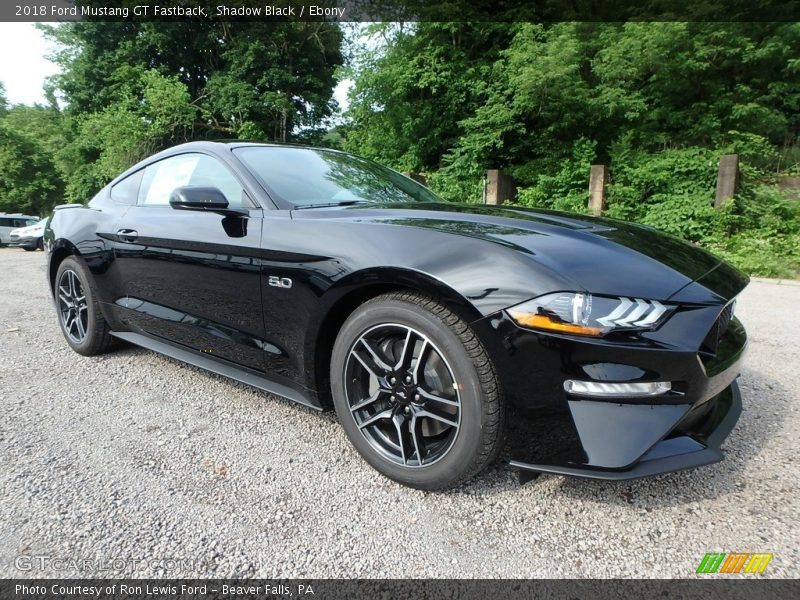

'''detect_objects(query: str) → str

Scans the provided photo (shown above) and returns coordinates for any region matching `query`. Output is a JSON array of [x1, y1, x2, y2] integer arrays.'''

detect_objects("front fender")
[[46, 205, 117, 305]]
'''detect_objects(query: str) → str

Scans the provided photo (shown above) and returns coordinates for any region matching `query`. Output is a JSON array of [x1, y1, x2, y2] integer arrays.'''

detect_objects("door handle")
[[116, 229, 138, 242]]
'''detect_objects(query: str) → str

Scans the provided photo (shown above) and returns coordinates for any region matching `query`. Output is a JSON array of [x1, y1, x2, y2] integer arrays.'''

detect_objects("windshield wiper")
[[293, 200, 372, 210]]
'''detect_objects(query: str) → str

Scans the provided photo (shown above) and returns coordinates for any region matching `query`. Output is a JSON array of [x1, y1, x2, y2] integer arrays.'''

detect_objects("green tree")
[[0, 82, 7, 116], [38, 18, 343, 202], [42, 20, 343, 142], [0, 123, 62, 215], [344, 22, 799, 197], [57, 69, 195, 202], [343, 23, 515, 171], [342, 22, 800, 275]]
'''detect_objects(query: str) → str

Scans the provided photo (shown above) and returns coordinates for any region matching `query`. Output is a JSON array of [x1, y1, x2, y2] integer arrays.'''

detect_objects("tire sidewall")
[[331, 298, 488, 489], [55, 257, 102, 355]]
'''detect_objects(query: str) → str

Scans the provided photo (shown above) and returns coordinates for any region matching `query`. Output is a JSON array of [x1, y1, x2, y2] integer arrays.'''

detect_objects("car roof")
[[109, 140, 348, 190], [157, 140, 347, 153]]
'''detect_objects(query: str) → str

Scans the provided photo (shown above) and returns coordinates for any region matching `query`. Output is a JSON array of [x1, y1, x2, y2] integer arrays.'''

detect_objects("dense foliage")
[[0, 20, 342, 207], [0, 21, 797, 276], [343, 22, 800, 276]]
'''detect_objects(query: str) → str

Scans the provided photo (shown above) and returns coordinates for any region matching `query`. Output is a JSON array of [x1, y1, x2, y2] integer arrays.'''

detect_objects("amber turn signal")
[[508, 312, 605, 337]]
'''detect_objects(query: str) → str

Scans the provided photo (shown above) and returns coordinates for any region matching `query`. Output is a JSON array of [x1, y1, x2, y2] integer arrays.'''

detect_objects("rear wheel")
[[23, 246, 36, 252], [331, 292, 503, 490], [55, 256, 115, 356]]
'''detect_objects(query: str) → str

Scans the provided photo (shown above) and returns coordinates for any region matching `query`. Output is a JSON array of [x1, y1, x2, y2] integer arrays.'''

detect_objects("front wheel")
[[331, 292, 503, 490]]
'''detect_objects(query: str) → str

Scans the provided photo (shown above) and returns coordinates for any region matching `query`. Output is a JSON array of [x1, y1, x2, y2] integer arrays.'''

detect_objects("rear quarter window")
[[110, 170, 144, 205]]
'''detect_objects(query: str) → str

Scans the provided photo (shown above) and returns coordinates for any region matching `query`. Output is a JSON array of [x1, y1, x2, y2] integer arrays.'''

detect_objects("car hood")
[[12, 224, 44, 236], [313, 202, 748, 303]]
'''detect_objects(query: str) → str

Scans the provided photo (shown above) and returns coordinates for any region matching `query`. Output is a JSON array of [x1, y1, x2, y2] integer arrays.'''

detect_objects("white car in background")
[[0, 214, 38, 247], [8, 217, 48, 251]]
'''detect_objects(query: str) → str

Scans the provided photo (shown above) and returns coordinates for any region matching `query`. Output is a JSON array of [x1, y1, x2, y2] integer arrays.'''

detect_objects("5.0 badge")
[[268, 276, 293, 289]]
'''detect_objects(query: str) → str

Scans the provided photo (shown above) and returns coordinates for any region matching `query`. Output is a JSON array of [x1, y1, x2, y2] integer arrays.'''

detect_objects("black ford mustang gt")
[[45, 142, 748, 489]]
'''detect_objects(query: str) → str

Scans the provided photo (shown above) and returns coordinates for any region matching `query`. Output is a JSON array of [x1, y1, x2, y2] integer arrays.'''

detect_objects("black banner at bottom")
[[2, 579, 798, 600]]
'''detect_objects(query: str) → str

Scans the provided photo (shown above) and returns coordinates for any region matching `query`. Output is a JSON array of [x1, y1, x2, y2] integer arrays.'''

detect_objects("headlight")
[[507, 292, 673, 337]]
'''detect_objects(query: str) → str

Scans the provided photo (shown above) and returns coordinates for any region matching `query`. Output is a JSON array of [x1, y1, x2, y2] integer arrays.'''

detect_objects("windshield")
[[234, 146, 442, 207], [25, 219, 38, 227]]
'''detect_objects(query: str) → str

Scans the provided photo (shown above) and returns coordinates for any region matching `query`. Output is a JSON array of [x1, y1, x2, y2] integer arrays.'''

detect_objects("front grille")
[[701, 302, 734, 354]]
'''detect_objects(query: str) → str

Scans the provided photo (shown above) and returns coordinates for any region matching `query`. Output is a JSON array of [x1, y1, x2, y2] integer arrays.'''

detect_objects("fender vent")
[[701, 302, 734, 355]]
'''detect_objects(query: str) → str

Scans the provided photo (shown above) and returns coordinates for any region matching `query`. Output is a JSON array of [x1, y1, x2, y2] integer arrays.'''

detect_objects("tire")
[[37, 238, 44, 251], [54, 256, 115, 356], [23, 246, 36, 252], [331, 292, 503, 490]]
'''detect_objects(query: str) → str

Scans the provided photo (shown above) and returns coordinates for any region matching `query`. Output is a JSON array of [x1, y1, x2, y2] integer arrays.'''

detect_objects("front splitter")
[[510, 380, 742, 481]]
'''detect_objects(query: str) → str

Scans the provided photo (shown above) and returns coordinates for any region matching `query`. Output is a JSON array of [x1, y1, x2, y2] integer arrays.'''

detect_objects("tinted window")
[[111, 170, 143, 205], [138, 153, 248, 208], [234, 147, 441, 207], [8, 219, 34, 227]]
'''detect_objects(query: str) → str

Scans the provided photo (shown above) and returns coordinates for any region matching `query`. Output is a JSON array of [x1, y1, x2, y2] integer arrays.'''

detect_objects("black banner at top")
[[3, 0, 800, 22]]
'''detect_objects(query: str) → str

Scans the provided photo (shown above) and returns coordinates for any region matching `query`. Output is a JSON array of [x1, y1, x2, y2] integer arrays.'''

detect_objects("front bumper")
[[8, 235, 39, 249], [472, 304, 747, 480], [510, 380, 741, 480]]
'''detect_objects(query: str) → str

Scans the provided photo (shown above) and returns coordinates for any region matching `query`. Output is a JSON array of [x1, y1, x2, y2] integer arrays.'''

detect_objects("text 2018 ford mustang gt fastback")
[[46, 142, 748, 489]]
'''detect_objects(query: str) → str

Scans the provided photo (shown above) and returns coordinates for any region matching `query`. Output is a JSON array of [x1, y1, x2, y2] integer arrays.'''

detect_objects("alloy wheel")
[[57, 269, 88, 344], [344, 323, 461, 468]]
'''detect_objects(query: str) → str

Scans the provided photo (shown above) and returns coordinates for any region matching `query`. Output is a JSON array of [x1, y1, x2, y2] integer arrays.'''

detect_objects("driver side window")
[[138, 153, 250, 208]]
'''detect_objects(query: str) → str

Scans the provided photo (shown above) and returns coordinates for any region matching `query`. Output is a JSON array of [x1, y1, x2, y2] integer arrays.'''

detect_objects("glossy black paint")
[[45, 141, 749, 479]]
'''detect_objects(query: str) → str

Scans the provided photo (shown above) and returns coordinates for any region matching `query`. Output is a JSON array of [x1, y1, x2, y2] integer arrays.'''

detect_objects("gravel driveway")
[[0, 249, 797, 578]]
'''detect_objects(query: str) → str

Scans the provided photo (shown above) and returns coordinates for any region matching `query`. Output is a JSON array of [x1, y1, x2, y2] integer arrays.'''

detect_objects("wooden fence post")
[[778, 176, 800, 200], [484, 169, 517, 205], [402, 171, 427, 186], [715, 154, 739, 208], [588, 165, 608, 216]]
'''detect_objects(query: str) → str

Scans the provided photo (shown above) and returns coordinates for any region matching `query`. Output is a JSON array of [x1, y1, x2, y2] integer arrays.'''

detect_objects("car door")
[[111, 152, 267, 371]]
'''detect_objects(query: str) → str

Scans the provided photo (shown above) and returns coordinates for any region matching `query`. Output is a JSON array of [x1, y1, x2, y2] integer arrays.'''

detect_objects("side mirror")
[[169, 186, 248, 217]]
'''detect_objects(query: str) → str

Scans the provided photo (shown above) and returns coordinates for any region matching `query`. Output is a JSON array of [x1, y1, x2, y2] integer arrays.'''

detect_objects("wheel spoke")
[[357, 408, 393, 430], [392, 412, 412, 465], [394, 328, 420, 371], [411, 339, 429, 384], [416, 405, 458, 428], [351, 338, 393, 381], [58, 292, 71, 307], [410, 414, 426, 464], [350, 389, 386, 412], [417, 387, 459, 407], [75, 314, 86, 339], [351, 350, 380, 379], [359, 338, 393, 372]]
